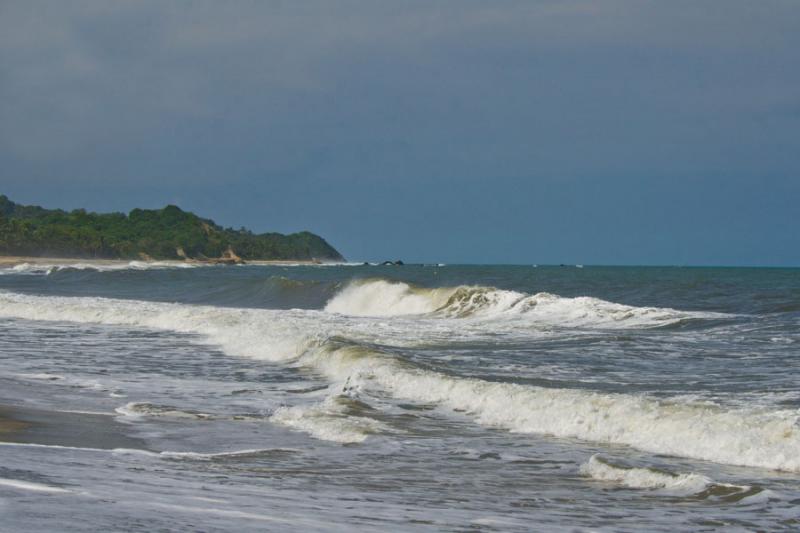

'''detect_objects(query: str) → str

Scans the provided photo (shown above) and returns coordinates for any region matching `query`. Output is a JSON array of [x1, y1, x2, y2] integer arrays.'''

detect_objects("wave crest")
[[581, 455, 712, 492], [580, 455, 771, 502], [324, 279, 454, 316], [1, 261, 202, 276], [271, 396, 390, 444], [325, 279, 722, 328], [3, 291, 796, 471]]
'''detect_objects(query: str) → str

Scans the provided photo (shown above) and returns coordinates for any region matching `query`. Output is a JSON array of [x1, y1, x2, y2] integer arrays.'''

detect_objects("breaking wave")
[[1, 291, 797, 471], [117, 395, 392, 444], [580, 455, 771, 502], [271, 395, 390, 444], [1, 261, 203, 276], [0, 477, 72, 493], [325, 279, 724, 328], [325, 279, 455, 316], [581, 455, 714, 493], [115, 402, 217, 420]]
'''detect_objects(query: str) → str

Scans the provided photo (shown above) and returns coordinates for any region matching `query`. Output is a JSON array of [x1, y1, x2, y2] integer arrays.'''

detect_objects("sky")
[[1, 1, 798, 265]]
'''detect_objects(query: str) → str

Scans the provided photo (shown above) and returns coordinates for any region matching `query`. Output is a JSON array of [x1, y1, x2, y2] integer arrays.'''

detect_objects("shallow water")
[[0, 263, 798, 531]]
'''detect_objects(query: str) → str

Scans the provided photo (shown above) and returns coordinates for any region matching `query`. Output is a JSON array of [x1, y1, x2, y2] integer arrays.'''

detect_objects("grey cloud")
[[0, 3, 798, 227]]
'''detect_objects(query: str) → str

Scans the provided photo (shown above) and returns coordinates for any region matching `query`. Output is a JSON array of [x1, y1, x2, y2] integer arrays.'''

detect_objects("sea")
[[0, 262, 798, 531]]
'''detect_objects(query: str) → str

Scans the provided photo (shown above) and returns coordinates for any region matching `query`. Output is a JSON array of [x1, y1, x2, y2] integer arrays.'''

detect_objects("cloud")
[[0, 1, 798, 264], [0, 1, 798, 183]]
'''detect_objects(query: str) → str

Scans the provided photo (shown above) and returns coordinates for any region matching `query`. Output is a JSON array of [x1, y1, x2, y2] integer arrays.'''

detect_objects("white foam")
[[324, 280, 723, 328], [110, 447, 296, 460], [0, 441, 292, 462], [1, 291, 798, 471], [17, 373, 64, 381], [115, 402, 214, 420], [143, 502, 294, 524], [580, 455, 712, 493], [158, 448, 298, 460], [1, 261, 202, 275], [579, 455, 774, 503], [325, 279, 454, 316], [0, 442, 107, 452], [340, 358, 800, 472], [0, 478, 71, 493], [115, 402, 266, 422], [271, 396, 389, 444]]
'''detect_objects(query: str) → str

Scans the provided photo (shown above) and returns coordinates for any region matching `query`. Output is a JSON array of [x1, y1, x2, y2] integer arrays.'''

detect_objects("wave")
[[0, 441, 297, 462], [581, 455, 713, 493], [115, 402, 265, 422], [114, 447, 300, 461], [1, 261, 203, 276], [339, 351, 800, 472], [1, 291, 797, 471], [16, 372, 65, 381], [580, 455, 771, 502], [271, 395, 390, 444], [114, 395, 387, 445], [0, 477, 72, 493], [324, 279, 456, 316], [181, 275, 339, 310], [325, 279, 724, 328], [115, 402, 217, 420]]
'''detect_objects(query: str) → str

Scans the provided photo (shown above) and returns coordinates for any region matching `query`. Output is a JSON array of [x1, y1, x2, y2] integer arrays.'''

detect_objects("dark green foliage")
[[0, 195, 344, 261]]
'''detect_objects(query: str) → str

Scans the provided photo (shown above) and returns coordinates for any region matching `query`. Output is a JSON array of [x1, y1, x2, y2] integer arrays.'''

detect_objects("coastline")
[[0, 256, 324, 268]]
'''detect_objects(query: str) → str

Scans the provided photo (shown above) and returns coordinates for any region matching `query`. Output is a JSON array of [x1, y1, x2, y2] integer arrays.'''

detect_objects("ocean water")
[[0, 262, 798, 531]]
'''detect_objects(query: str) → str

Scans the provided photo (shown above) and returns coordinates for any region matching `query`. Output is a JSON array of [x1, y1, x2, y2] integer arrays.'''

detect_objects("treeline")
[[0, 195, 344, 261]]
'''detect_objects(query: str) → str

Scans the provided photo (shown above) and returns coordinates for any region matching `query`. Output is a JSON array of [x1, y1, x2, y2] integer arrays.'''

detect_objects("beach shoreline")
[[0, 256, 324, 268]]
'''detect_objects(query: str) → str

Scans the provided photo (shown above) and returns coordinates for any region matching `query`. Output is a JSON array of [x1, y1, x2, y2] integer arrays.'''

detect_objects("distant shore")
[[0, 256, 324, 268]]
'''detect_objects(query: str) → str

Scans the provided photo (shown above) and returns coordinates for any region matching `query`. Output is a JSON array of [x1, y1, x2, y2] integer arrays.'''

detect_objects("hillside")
[[0, 195, 344, 262]]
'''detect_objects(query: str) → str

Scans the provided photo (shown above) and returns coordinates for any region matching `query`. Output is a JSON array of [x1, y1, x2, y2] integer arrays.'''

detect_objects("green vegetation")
[[0, 195, 344, 262]]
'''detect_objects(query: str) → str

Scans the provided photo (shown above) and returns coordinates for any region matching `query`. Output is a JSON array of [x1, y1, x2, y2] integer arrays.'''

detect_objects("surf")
[[325, 279, 726, 328], [0, 289, 796, 472]]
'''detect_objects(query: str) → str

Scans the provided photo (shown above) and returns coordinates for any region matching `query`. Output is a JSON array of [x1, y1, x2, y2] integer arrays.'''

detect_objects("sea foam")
[[1, 290, 796, 471], [580, 455, 713, 493], [0, 477, 71, 493], [1, 261, 202, 276], [271, 396, 390, 444], [324, 279, 723, 328], [579, 455, 771, 502]]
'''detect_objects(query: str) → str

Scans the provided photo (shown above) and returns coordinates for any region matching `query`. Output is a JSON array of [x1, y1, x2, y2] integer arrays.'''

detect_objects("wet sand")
[[0, 413, 29, 434], [0, 404, 146, 450]]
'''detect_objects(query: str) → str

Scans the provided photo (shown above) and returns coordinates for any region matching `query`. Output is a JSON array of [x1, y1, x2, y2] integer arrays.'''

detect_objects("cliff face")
[[0, 195, 344, 261]]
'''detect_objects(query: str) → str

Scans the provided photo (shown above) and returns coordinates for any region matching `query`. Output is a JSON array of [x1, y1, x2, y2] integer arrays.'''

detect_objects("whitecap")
[[0, 478, 71, 493], [1, 291, 797, 471]]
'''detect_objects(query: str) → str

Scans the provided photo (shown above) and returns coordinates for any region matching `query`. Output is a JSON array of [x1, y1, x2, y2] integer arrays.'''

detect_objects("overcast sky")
[[1, 1, 798, 265]]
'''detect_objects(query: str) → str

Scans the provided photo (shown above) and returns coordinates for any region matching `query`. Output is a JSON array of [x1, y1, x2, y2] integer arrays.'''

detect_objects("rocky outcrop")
[[215, 246, 245, 265]]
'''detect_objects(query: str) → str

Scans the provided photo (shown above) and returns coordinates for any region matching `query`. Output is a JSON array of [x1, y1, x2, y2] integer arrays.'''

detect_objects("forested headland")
[[0, 195, 344, 262]]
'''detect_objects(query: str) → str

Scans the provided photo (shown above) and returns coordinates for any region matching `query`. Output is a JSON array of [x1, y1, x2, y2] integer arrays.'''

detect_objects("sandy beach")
[[0, 256, 141, 268]]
